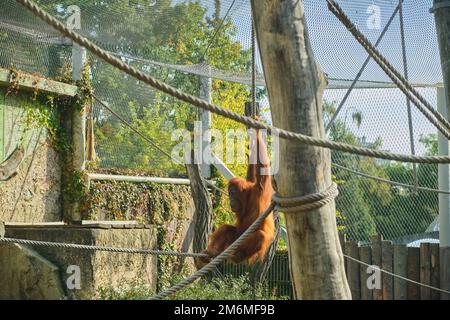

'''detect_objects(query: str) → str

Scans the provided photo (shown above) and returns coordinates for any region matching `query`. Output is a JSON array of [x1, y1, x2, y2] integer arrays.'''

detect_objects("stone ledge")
[[1, 226, 158, 299], [5, 221, 150, 230]]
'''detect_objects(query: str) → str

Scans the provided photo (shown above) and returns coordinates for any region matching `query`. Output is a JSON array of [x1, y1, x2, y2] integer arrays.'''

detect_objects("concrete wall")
[[1, 225, 158, 300], [0, 92, 62, 222]]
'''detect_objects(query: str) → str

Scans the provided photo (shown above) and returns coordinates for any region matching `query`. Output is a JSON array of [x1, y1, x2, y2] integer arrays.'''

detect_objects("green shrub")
[[97, 275, 288, 300]]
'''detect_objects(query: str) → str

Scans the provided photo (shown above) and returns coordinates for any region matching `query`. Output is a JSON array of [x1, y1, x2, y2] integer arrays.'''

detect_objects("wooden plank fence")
[[339, 235, 445, 300], [220, 235, 447, 300]]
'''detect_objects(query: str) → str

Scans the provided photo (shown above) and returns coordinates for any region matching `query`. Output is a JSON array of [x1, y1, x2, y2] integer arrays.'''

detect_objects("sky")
[[2, 0, 445, 156], [209, 0, 444, 156]]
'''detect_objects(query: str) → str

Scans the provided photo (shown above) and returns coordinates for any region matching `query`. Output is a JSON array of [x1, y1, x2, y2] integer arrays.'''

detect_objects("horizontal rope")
[[344, 254, 450, 296], [0, 237, 207, 257], [332, 163, 450, 195], [14, 0, 450, 164], [273, 183, 338, 213]]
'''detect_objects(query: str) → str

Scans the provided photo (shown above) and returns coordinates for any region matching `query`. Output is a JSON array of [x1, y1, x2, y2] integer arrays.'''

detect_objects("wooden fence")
[[341, 234, 446, 300], [220, 235, 448, 300]]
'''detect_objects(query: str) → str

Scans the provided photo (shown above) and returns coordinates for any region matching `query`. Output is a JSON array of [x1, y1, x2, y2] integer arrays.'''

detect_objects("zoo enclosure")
[[0, 1, 447, 241]]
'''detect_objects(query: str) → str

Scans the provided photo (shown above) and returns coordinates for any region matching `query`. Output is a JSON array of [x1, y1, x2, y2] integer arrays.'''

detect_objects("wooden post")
[[251, 0, 351, 299], [432, 0, 450, 300], [393, 244, 408, 300], [359, 245, 372, 300], [382, 240, 394, 300], [339, 233, 347, 275], [186, 153, 213, 268], [430, 243, 441, 300], [420, 243, 431, 300], [346, 241, 360, 300], [371, 235, 383, 300], [407, 247, 420, 300]]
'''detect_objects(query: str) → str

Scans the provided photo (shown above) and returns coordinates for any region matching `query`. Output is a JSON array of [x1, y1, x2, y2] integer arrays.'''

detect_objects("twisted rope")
[[14, 0, 450, 164], [150, 202, 276, 300], [153, 183, 340, 299], [0, 237, 208, 257], [326, 1, 403, 132], [273, 183, 339, 213], [327, 0, 450, 141]]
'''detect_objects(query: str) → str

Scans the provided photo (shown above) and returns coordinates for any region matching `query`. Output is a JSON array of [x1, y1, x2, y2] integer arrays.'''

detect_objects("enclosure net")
[[0, 0, 444, 242]]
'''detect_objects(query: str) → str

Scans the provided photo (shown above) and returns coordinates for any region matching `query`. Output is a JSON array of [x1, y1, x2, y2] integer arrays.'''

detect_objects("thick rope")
[[14, 0, 450, 164], [326, 0, 403, 132], [14, 0, 450, 299], [273, 183, 339, 213], [327, 0, 450, 141], [94, 94, 450, 195], [344, 254, 450, 296], [150, 202, 276, 300], [0, 237, 207, 257]]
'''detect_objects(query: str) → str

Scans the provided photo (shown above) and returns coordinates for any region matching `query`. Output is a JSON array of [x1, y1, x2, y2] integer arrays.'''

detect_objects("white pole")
[[71, 43, 86, 172], [438, 85, 450, 247], [199, 66, 212, 178]]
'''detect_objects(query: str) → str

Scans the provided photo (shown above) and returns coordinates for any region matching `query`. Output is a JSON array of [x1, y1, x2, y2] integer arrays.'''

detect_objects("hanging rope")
[[14, 0, 450, 164], [92, 94, 229, 197]]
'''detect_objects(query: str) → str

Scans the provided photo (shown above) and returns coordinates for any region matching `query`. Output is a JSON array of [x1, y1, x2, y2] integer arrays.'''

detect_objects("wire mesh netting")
[[0, 0, 445, 242]]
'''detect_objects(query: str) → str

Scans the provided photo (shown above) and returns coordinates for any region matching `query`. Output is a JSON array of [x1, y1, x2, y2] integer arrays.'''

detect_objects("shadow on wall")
[[0, 94, 62, 223]]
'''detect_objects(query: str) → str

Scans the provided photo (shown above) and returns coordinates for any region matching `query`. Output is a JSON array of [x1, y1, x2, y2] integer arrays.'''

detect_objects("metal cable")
[[398, 0, 418, 191], [92, 94, 229, 197], [200, 0, 238, 61], [332, 163, 450, 195], [14, 0, 450, 164], [93, 94, 178, 165], [0, 237, 208, 257]]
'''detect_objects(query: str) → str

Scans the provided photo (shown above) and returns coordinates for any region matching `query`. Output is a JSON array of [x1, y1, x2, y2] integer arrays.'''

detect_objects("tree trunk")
[[251, 0, 351, 299], [185, 153, 213, 269]]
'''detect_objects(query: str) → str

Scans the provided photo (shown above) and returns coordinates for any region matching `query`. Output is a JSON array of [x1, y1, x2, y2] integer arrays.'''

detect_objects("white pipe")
[[211, 155, 236, 180], [438, 85, 450, 247], [87, 173, 191, 185]]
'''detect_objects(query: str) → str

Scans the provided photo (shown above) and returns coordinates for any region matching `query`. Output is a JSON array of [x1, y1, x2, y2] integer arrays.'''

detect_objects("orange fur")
[[201, 130, 275, 264]]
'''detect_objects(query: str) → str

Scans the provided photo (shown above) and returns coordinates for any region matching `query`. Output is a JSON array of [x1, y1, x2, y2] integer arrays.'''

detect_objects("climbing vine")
[[5, 64, 93, 222]]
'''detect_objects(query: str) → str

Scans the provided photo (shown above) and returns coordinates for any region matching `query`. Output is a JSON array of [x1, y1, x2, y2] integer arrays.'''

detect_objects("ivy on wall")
[[85, 178, 194, 290], [5, 65, 93, 222]]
